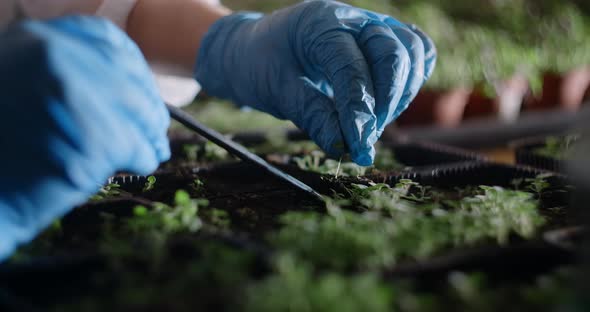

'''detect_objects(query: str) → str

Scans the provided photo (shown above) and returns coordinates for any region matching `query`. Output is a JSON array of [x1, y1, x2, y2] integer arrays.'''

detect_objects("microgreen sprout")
[[90, 183, 122, 201], [274, 180, 546, 270], [533, 135, 579, 160], [204, 141, 229, 161], [206, 208, 231, 228], [525, 173, 553, 195], [294, 151, 369, 177], [183, 144, 200, 162], [334, 157, 343, 178], [293, 150, 323, 172], [143, 176, 157, 192], [244, 254, 394, 312], [192, 178, 205, 193], [183, 142, 230, 162], [129, 190, 207, 235]]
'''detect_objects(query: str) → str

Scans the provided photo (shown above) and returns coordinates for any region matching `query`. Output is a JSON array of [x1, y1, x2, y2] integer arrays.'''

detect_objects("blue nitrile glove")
[[196, 0, 436, 165], [0, 17, 170, 260]]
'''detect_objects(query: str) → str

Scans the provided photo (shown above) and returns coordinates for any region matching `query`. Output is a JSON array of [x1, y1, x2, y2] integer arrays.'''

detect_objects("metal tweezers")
[[166, 104, 324, 202]]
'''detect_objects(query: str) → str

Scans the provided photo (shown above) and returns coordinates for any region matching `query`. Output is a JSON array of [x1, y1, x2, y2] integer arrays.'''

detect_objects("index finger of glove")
[[29, 18, 171, 164], [309, 31, 378, 166]]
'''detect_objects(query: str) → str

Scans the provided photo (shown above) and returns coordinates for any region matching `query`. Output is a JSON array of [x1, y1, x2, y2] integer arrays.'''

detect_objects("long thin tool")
[[166, 104, 324, 201]]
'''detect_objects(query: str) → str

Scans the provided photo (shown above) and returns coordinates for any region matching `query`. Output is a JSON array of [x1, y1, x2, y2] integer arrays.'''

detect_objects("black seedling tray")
[[108, 162, 347, 240], [385, 161, 565, 189], [0, 229, 270, 311], [167, 130, 487, 172], [385, 239, 577, 282], [511, 136, 572, 173], [0, 253, 105, 311], [110, 161, 347, 199], [380, 140, 486, 169], [391, 107, 587, 149], [392, 162, 571, 225]]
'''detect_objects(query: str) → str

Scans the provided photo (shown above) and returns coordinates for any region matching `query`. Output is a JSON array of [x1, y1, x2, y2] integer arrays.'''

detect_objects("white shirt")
[[0, 0, 137, 29], [0, 0, 221, 106]]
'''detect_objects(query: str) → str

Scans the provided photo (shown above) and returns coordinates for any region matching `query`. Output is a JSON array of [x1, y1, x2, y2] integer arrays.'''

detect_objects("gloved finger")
[[95, 27, 172, 163], [406, 24, 437, 82], [92, 39, 171, 163], [385, 24, 426, 120], [310, 31, 378, 166], [41, 16, 128, 52], [61, 16, 172, 163], [111, 74, 171, 162], [65, 90, 160, 180], [357, 21, 411, 134], [113, 119, 162, 176], [28, 17, 171, 164], [287, 77, 347, 158], [68, 50, 171, 165]]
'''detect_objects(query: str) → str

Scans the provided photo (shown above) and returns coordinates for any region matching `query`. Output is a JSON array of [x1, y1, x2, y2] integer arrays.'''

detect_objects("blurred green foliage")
[[222, 0, 590, 91]]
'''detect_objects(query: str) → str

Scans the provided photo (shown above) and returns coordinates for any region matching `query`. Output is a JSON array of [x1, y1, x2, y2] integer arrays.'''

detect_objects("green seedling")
[[206, 208, 231, 229], [203, 141, 230, 161], [524, 173, 553, 196], [453, 186, 545, 244], [249, 139, 320, 155], [274, 180, 545, 271], [510, 178, 525, 190], [244, 254, 394, 312], [129, 190, 207, 235], [373, 146, 406, 171], [90, 183, 123, 201], [294, 143, 404, 176], [183, 142, 230, 162], [294, 151, 369, 177], [533, 135, 578, 160], [183, 144, 200, 162], [293, 150, 323, 172], [334, 157, 343, 178], [143, 176, 157, 192], [192, 178, 206, 193], [133, 205, 149, 217]]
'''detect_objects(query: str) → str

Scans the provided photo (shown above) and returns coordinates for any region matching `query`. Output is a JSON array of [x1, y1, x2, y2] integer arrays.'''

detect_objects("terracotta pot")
[[561, 66, 590, 110], [396, 88, 471, 128], [527, 67, 590, 111], [495, 74, 530, 122], [462, 88, 497, 121]]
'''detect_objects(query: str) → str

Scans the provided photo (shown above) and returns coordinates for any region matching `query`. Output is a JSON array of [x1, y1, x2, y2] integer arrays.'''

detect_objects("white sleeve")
[[15, 0, 136, 30], [2, 0, 222, 30], [96, 0, 138, 29], [18, 0, 101, 20], [0, 0, 18, 29]]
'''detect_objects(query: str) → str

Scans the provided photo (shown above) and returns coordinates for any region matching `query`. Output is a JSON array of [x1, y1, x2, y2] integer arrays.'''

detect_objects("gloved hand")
[[0, 17, 170, 260], [196, 0, 436, 165]]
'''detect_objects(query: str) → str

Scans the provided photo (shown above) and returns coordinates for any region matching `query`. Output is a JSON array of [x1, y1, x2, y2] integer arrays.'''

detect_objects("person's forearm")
[[126, 0, 231, 73]]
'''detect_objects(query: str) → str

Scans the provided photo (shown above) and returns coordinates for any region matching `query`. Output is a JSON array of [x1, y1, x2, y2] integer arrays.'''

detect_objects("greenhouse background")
[[1, 0, 589, 311]]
